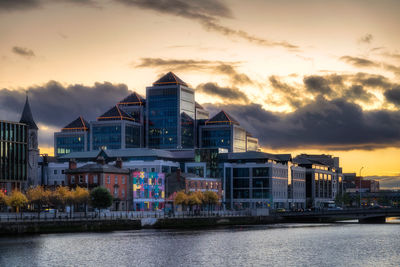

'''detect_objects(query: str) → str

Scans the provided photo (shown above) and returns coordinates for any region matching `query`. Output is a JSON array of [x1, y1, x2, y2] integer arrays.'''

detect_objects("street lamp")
[[359, 167, 364, 208]]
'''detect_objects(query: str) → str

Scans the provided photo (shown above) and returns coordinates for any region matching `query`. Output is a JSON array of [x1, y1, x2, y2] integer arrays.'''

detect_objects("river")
[[1, 220, 399, 267]]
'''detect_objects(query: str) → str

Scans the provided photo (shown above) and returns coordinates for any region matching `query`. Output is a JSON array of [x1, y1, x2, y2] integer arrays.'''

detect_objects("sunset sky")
[[1, 0, 399, 188]]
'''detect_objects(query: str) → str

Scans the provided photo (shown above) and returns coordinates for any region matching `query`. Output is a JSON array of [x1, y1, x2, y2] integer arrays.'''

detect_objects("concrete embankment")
[[0, 219, 142, 235], [0, 216, 285, 235]]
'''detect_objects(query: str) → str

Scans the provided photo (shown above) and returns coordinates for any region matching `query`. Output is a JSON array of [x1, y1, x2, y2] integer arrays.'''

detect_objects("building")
[[20, 95, 40, 187], [146, 72, 195, 149], [294, 154, 343, 208], [199, 110, 247, 153], [54, 116, 89, 157], [220, 152, 305, 210], [132, 171, 165, 211], [66, 157, 130, 211], [0, 120, 28, 192], [344, 173, 380, 193]]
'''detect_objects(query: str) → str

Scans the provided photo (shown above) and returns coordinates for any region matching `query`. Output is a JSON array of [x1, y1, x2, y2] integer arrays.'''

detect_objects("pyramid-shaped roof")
[[205, 110, 240, 125], [118, 92, 145, 106], [19, 95, 38, 130], [62, 116, 89, 131], [97, 106, 135, 121], [153, 72, 188, 87]]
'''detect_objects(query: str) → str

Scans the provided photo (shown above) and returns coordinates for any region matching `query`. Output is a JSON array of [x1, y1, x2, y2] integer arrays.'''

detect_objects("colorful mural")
[[132, 172, 165, 211]]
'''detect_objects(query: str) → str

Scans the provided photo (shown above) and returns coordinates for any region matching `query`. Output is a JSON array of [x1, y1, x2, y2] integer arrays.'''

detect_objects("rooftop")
[[153, 72, 188, 87], [97, 105, 135, 121], [206, 110, 240, 125]]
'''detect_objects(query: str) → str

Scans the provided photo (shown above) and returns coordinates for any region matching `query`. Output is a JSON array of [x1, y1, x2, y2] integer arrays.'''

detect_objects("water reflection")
[[0, 223, 399, 266]]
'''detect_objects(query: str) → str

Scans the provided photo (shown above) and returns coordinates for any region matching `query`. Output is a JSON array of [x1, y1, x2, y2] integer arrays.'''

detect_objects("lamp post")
[[359, 167, 364, 208]]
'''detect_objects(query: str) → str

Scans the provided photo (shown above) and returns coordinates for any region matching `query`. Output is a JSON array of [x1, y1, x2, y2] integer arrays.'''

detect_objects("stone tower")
[[20, 94, 39, 187]]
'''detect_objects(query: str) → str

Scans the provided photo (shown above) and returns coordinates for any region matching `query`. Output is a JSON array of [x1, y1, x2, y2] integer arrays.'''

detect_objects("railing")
[[0, 210, 253, 223]]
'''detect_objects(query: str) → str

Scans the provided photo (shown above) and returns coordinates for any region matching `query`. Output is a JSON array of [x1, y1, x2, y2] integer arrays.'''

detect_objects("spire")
[[20, 93, 38, 130]]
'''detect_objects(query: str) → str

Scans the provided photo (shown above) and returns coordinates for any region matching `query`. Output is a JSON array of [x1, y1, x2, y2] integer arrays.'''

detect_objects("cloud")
[[11, 46, 35, 58], [58, 0, 101, 8], [0, 80, 132, 129], [269, 76, 303, 108], [364, 175, 400, 190], [203, 96, 400, 151], [196, 82, 249, 103], [350, 73, 392, 90], [303, 75, 334, 96], [340, 56, 379, 68], [0, 0, 40, 11], [135, 57, 254, 85], [358, 33, 373, 44], [117, 0, 298, 50], [343, 85, 375, 103], [384, 86, 400, 106]]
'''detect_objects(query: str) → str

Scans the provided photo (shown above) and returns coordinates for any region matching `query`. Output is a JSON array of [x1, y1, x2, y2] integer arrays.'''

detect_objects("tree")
[[174, 191, 188, 207], [74, 186, 90, 213], [203, 191, 219, 211], [6, 191, 28, 213], [0, 190, 6, 208], [26, 186, 51, 214], [187, 192, 202, 211], [90, 187, 113, 210]]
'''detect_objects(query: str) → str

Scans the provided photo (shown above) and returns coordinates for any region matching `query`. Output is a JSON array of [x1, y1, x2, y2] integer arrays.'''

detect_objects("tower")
[[20, 94, 39, 187], [146, 72, 195, 149]]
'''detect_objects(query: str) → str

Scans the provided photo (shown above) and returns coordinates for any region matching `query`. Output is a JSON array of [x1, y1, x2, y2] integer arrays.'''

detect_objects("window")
[[114, 187, 118, 197], [94, 175, 98, 183], [122, 176, 125, 184], [54, 170, 58, 175], [115, 176, 118, 184], [79, 175, 83, 183], [71, 176, 75, 183], [143, 168, 147, 172], [62, 170, 65, 174], [85, 175, 88, 183], [233, 168, 249, 177], [253, 167, 269, 177], [107, 176, 110, 184], [151, 168, 155, 172], [122, 190, 125, 198]]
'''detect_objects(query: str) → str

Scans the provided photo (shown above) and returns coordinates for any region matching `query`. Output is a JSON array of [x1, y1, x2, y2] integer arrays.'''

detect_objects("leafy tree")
[[6, 191, 28, 213], [26, 186, 51, 214], [0, 190, 6, 208], [74, 186, 90, 213], [90, 187, 113, 210], [203, 191, 219, 211], [187, 192, 202, 211], [174, 191, 188, 207]]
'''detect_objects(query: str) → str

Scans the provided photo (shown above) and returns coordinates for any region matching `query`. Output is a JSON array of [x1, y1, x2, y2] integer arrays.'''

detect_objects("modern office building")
[[54, 116, 89, 157], [146, 72, 195, 149], [220, 152, 304, 210], [199, 111, 247, 153], [0, 120, 28, 192], [294, 154, 343, 208]]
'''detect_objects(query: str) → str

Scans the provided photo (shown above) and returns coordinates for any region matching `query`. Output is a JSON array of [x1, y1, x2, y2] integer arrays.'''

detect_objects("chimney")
[[115, 158, 123, 168], [96, 156, 106, 165], [69, 159, 77, 170]]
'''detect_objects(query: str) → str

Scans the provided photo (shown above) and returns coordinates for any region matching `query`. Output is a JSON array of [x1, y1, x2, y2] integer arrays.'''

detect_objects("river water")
[[0, 220, 399, 267]]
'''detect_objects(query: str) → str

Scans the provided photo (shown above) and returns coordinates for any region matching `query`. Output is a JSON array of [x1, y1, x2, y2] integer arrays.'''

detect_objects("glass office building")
[[146, 72, 195, 149], [0, 121, 27, 185], [199, 110, 247, 152], [54, 116, 89, 156]]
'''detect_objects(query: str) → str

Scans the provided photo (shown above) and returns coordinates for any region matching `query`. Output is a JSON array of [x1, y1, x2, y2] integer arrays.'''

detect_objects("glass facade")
[[201, 128, 231, 150], [0, 121, 27, 182], [181, 113, 194, 148], [92, 125, 121, 150], [147, 87, 179, 149], [56, 134, 85, 156], [125, 125, 141, 148]]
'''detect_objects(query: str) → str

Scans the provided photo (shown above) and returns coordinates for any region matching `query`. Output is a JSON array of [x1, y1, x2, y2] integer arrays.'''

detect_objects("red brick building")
[[65, 156, 130, 211]]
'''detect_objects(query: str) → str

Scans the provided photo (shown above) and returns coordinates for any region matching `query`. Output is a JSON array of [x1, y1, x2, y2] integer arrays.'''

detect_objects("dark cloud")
[[12, 46, 35, 58], [0, 0, 40, 11], [383, 63, 400, 76], [364, 176, 400, 190], [358, 33, 373, 44], [203, 96, 400, 150], [0, 80, 131, 129], [196, 82, 249, 103], [58, 0, 101, 8], [303, 76, 334, 96], [384, 86, 400, 106], [117, 0, 298, 50], [340, 56, 379, 68], [343, 85, 375, 103], [350, 73, 392, 90], [135, 58, 254, 86], [269, 76, 303, 108]]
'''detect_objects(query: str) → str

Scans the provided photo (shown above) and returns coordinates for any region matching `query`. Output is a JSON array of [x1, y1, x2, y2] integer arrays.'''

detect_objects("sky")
[[0, 0, 400, 189]]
